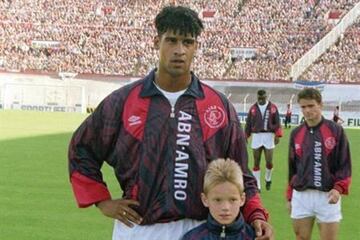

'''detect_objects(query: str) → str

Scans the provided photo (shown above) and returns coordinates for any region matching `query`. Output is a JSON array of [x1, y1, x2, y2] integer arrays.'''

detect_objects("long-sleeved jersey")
[[245, 102, 282, 138], [68, 69, 268, 225], [181, 214, 255, 240], [286, 117, 351, 201]]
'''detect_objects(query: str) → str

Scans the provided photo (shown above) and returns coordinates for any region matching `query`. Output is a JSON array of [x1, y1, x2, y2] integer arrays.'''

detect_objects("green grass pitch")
[[0, 110, 359, 239]]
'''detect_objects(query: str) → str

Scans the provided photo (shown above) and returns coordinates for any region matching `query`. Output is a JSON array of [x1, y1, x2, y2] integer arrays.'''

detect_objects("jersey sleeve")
[[333, 127, 352, 195], [286, 131, 296, 201], [273, 104, 283, 137], [227, 104, 269, 222], [68, 93, 122, 207], [245, 107, 252, 139]]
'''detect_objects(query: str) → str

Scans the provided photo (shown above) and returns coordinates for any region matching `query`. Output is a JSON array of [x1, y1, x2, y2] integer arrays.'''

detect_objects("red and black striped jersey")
[[245, 102, 283, 138], [286, 117, 352, 201], [286, 108, 292, 117], [68, 69, 268, 225]]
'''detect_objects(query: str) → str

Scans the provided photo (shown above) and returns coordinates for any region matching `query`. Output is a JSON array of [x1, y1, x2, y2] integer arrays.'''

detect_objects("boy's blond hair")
[[203, 158, 244, 195]]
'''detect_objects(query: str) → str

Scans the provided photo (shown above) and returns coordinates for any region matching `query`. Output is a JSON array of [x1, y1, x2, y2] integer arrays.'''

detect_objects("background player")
[[287, 88, 352, 240], [284, 103, 292, 128], [245, 89, 283, 191]]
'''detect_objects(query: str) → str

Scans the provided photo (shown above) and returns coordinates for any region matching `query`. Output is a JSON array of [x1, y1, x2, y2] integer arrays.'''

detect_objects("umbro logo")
[[128, 115, 141, 126]]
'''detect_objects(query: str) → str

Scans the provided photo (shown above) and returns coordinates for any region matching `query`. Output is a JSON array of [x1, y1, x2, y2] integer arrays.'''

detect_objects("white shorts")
[[291, 189, 342, 223], [251, 133, 275, 149], [112, 218, 204, 240]]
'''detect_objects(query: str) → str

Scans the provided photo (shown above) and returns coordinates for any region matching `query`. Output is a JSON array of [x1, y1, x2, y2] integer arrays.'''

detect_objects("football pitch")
[[0, 110, 359, 239]]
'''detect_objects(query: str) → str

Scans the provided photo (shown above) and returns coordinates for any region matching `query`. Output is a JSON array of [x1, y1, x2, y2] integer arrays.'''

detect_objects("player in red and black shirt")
[[245, 90, 283, 191], [68, 6, 272, 240], [284, 103, 292, 128], [332, 105, 344, 124], [286, 88, 351, 240]]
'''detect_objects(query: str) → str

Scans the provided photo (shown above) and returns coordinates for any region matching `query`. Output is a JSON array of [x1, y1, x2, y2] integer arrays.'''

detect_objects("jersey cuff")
[[286, 185, 293, 201], [275, 128, 283, 137], [71, 171, 111, 208], [247, 210, 268, 223], [243, 193, 269, 223], [334, 177, 351, 195]]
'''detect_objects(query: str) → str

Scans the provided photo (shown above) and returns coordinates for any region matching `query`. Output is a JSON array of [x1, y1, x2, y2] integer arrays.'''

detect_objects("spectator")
[[0, 0, 358, 82]]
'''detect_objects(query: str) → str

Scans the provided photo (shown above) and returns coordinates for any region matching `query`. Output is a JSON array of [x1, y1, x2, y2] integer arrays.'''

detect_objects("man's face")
[[257, 94, 267, 105], [154, 30, 197, 77], [299, 98, 323, 126]]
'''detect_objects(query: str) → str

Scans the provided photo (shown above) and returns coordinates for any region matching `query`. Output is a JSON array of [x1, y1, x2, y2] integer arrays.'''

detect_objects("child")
[[181, 158, 255, 239]]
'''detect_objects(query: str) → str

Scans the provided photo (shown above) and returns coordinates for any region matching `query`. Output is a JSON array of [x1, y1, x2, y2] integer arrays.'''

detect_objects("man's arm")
[[245, 107, 252, 139], [226, 105, 268, 222], [68, 94, 121, 207], [286, 132, 296, 202], [332, 127, 352, 195], [272, 104, 283, 138], [225, 103, 272, 240]]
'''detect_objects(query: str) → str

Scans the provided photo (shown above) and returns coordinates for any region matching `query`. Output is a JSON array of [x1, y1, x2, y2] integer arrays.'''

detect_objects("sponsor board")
[[11, 104, 80, 112], [347, 118, 360, 127]]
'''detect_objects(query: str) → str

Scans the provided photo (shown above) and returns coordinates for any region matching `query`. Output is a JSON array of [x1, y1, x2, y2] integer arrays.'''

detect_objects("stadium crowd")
[[0, 0, 358, 82], [300, 18, 360, 83]]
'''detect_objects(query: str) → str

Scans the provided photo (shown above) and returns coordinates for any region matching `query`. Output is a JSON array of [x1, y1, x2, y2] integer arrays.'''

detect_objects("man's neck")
[[307, 117, 322, 127], [257, 101, 268, 107], [155, 71, 191, 92]]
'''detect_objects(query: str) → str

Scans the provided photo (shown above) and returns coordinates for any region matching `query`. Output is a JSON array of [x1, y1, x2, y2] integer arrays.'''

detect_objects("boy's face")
[[201, 181, 245, 225], [154, 30, 197, 78], [298, 98, 323, 126]]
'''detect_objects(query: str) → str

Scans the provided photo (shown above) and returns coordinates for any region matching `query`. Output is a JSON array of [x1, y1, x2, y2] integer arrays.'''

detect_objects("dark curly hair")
[[155, 6, 204, 38]]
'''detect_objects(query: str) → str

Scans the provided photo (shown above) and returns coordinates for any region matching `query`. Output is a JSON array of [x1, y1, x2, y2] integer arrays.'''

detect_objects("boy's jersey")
[[68, 69, 267, 224], [286, 117, 351, 200], [181, 214, 255, 240]]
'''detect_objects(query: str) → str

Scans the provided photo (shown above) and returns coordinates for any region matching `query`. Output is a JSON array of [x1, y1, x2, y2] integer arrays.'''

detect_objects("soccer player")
[[68, 6, 273, 240], [287, 88, 352, 240], [332, 105, 344, 124], [181, 158, 255, 239], [245, 90, 282, 191], [284, 103, 292, 128]]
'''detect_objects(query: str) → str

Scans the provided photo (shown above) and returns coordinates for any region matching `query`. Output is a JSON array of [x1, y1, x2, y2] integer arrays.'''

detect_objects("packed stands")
[[300, 18, 360, 83], [0, 0, 358, 82]]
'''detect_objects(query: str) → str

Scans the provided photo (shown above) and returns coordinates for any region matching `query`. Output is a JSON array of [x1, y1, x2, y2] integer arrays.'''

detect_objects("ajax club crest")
[[204, 105, 225, 129], [325, 137, 336, 150]]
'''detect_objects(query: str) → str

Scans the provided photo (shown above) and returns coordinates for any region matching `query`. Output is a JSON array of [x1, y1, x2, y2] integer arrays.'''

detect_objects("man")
[[245, 90, 282, 191], [332, 105, 344, 124], [284, 103, 292, 128], [287, 88, 351, 240], [68, 6, 273, 240]]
